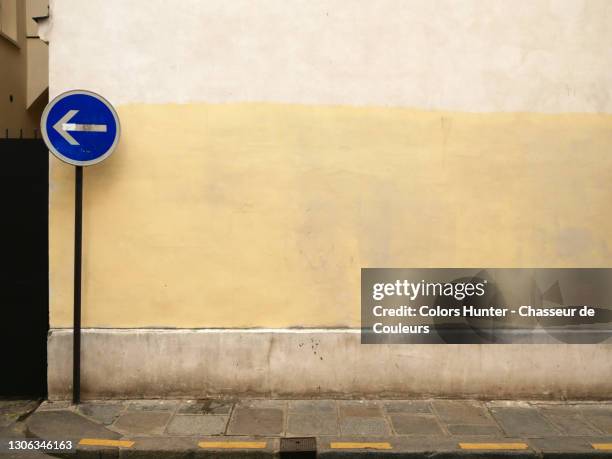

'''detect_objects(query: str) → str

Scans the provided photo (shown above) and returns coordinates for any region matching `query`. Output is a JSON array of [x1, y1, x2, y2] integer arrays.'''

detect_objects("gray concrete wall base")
[[47, 329, 612, 400]]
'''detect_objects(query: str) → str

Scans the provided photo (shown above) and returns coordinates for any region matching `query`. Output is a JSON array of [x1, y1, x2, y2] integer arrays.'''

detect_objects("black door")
[[0, 139, 48, 396]]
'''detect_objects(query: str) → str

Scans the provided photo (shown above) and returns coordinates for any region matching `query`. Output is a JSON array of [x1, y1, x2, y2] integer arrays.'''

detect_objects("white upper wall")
[[47, 0, 612, 113]]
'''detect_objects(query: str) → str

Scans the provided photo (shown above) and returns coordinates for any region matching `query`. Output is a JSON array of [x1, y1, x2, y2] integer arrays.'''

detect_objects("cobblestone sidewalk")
[[2, 398, 612, 457]]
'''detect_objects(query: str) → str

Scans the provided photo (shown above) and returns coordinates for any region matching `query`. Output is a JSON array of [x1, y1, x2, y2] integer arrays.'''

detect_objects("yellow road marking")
[[459, 442, 528, 450], [593, 443, 612, 450], [199, 441, 267, 449], [330, 442, 392, 450], [79, 438, 134, 448]]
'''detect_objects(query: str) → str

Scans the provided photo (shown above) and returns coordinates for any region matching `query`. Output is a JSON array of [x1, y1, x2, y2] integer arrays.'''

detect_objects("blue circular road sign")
[[41, 90, 120, 166]]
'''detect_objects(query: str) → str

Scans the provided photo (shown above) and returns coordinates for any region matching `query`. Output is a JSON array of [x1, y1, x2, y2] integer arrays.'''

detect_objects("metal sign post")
[[73, 166, 83, 404], [41, 90, 120, 404]]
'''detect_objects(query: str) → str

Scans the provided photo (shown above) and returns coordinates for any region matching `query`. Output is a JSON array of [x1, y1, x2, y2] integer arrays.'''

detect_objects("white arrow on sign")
[[53, 110, 108, 146]]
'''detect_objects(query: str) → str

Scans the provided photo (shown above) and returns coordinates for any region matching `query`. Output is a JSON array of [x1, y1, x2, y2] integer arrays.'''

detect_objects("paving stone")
[[112, 411, 172, 436], [227, 407, 283, 435], [528, 436, 593, 453], [177, 399, 233, 415], [383, 400, 431, 414], [0, 418, 30, 443], [579, 406, 612, 434], [287, 400, 336, 413], [26, 410, 120, 440], [165, 414, 228, 436], [391, 436, 460, 453], [236, 399, 285, 410], [286, 412, 338, 436], [0, 400, 39, 416], [0, 399, 40, 428], [432, 400, 494, 425], [78, 402, 125, 425], [337, 401, 388, 437], [35, 400, 71, 411], [0, 414, 18, 428], [338, 401, 382, 417], [127, 400, 180, 412], [446, 424, 503, 437], [446, 424, 502, 436], [340, 417, 391, 436], [389, 414, 443, 435], [490, 406, 561, 437], [0, 423, 23, 439], [537, 405, 602, 436]]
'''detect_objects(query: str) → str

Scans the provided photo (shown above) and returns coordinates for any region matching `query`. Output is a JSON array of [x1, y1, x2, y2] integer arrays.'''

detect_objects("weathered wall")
[[48, 330, 612, 400], [0, 0, 47, 138], [46, 0, 612, 398], [49, 104, 612, 328], [48, 0, 612, 111], [1, 0, 29, 136]]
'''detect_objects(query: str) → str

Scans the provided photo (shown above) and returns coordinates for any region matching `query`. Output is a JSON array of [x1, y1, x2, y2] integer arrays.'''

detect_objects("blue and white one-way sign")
[[41, 90, 120, 166], [41, 90, 121, 404]]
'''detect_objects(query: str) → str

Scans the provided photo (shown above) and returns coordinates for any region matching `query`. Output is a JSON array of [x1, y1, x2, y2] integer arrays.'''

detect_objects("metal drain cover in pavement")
[[280, 437, 316, 458]]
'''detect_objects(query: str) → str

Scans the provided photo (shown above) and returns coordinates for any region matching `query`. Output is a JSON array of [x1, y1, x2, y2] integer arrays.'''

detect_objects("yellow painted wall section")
[[49, 104, 612, 328]]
